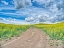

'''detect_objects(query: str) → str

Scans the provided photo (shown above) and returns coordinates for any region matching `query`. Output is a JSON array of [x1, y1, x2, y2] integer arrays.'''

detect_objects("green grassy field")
[[0, 23, 30, 40], [0, 22, 64, 44], [34, 22, 64, 43]]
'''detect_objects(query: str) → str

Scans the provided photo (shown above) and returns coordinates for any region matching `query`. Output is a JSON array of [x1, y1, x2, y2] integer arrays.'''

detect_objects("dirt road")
[[2, 27, 64, 48]]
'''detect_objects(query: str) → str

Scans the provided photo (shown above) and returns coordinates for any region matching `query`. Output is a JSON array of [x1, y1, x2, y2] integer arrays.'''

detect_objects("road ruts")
[[2, 27, 63, 48]]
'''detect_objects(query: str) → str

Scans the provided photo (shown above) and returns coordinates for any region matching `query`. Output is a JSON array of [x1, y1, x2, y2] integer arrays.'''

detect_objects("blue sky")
[[0, 0, 64, 24]]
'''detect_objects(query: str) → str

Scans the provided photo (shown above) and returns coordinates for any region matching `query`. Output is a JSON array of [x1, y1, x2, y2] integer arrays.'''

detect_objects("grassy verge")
[[34, 22, 64, 43], [0, 23, 30, 40]]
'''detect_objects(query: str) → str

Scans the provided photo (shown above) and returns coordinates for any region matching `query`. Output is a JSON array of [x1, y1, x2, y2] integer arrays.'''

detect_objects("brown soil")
[[1, 27, 64, 48]]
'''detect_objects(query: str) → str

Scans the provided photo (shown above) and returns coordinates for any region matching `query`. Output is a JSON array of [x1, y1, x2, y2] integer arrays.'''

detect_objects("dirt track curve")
[[2, 27, 64, 48]]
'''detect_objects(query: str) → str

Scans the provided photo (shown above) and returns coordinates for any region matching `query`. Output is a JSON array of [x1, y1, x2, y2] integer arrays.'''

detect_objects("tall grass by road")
[[0, 23, 30, 40], [34, 22, 64, 43]]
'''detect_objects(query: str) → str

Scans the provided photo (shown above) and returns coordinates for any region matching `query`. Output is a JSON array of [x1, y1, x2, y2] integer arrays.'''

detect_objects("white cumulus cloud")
[[1, 1, 8, 5], [13, 0, 32, 9], [25, 17, 34, 22], [0, 17, 30, 24]]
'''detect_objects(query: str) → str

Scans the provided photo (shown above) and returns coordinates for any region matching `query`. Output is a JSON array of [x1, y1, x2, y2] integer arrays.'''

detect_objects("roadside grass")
[[34, 22, 64, 44], [0, 23, 30, 40]]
